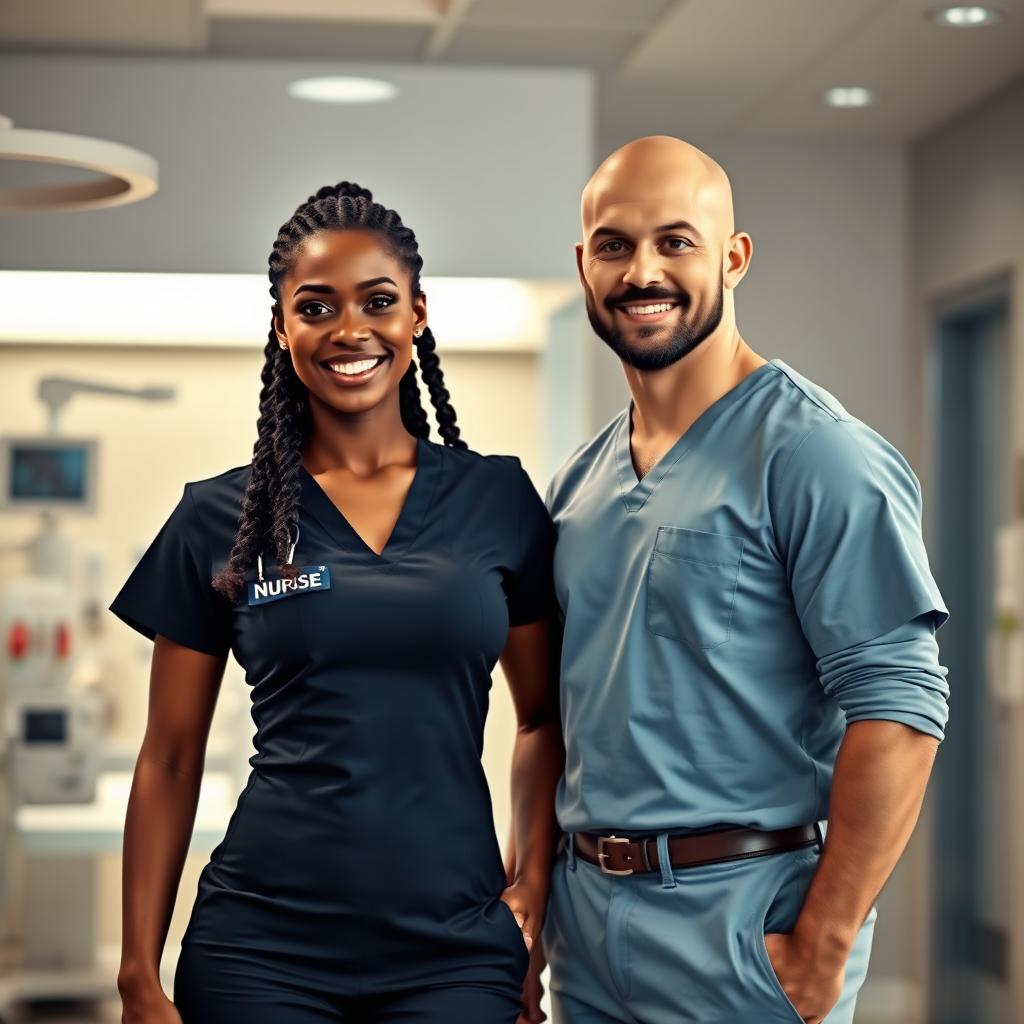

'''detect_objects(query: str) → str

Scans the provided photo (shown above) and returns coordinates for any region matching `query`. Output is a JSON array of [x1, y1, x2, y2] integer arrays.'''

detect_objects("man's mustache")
[[605, 287, 686, 309]]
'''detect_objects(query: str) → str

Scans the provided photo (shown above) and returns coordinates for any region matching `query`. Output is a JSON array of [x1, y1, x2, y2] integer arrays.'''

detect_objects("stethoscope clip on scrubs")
[[249, 524, 332, 607]]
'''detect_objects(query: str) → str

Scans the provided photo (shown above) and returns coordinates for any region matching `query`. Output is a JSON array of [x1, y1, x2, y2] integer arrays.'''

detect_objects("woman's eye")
[[366, 293, 397, 310], [299, 300, 330, 316]]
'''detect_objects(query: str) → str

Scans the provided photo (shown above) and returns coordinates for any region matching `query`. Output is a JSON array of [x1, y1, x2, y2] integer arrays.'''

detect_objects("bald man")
[[526, 137, 950, 1024]]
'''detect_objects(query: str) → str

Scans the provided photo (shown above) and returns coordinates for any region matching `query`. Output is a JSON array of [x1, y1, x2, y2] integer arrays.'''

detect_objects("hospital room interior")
[[0, 1, 1022, 1022]]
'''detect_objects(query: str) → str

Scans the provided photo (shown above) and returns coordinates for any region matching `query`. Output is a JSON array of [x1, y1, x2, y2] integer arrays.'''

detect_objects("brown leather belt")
[[573, 823, 822, 876]]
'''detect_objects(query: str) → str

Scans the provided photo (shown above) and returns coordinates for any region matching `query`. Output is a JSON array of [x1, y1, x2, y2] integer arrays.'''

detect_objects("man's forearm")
[[793, 719, 939, 961]]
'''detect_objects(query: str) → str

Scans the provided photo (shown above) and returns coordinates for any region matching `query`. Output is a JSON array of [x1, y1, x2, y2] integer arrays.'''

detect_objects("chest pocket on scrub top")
[[645, 526, 745, 650]]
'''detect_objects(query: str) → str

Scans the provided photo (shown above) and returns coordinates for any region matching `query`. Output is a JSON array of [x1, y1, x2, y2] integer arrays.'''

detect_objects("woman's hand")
[[500, 877, 547, 953], [517, 932, 548, 1024], [120, 982, 182, 1024]]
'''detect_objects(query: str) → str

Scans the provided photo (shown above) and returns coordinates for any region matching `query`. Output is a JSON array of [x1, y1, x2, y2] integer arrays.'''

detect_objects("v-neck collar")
[[299, 435, 442, 566], [615, 358, 780, 512]]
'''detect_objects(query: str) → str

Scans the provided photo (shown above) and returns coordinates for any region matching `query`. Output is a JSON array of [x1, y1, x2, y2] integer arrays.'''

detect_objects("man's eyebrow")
[[590, 220, 703, 241], [293, 276, 397, 298]]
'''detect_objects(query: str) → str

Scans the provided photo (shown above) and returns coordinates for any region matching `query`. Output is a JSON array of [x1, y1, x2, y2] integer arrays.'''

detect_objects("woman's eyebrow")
[[292, 276, 398, 299]]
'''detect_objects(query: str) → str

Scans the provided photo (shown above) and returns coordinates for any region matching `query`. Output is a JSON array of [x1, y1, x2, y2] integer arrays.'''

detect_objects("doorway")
[[929, 277, 1013, 1024]]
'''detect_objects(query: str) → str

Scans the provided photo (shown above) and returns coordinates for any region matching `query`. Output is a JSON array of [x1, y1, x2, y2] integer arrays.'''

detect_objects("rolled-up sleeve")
[[772, 417, 950, 739], [816, 613, 949, 740]]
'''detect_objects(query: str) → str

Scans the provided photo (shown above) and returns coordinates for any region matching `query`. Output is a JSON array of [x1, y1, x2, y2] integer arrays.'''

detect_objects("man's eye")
[[367, 294, 397, 310], [599, 240, 626, 254], [299, 300, 330, 316], [664, 238, 690, 250]]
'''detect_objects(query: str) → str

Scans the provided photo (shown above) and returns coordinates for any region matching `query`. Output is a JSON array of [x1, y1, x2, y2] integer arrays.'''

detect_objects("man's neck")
[[623, 331, 766, 470]]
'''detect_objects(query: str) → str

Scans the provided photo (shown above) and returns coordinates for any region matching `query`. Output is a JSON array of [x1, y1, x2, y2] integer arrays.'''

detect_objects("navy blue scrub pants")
[[173, 941, 523, 1022]]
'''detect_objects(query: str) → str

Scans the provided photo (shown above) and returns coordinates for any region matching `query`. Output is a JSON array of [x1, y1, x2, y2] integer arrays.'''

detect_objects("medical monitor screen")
[[0, 438, 97, 512], [23, 709, 68, 744]]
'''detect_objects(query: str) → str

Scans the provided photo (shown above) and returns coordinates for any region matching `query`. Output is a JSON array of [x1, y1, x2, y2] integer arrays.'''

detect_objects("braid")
[[414, 327, 465, 449], [399, 360, 430, 440], [211, 181, 464, 602]]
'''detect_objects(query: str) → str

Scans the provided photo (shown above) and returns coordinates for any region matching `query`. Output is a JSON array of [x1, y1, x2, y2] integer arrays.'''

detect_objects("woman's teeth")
[[327, 356, 385, 376]]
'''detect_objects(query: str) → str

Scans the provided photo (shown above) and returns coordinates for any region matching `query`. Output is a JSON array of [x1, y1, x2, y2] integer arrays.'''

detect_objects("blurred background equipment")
[[0, 379, 240, 1017]]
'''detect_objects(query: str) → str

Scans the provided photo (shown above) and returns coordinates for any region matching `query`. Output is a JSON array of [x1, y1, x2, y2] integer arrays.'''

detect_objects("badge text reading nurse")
[[248, 565, 332, 607]]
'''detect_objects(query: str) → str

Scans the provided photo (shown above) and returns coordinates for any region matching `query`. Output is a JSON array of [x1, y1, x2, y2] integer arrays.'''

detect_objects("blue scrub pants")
[[543, 831, 877, 1024]]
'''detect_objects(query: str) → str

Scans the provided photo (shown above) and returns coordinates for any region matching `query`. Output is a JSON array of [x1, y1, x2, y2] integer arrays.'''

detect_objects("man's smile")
[[614, 301, 680, 324]]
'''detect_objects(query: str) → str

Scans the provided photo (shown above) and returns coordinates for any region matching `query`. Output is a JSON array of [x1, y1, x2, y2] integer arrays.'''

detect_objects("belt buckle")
[[596, 835, 633, 876]]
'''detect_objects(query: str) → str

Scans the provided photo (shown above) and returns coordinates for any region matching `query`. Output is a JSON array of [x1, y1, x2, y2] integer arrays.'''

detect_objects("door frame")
[[924, 268, 1019, 1022]]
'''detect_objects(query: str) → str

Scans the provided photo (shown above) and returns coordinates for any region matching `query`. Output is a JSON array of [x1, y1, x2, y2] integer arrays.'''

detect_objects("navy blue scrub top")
[[108, 436, 555, 993]]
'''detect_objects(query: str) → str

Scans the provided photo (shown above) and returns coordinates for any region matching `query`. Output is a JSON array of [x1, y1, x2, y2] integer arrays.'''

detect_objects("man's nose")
[[622, 243, 665, 289]]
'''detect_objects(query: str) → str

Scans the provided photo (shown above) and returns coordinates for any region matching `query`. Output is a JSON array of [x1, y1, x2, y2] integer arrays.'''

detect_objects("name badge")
[[247, 565, 332, 607]]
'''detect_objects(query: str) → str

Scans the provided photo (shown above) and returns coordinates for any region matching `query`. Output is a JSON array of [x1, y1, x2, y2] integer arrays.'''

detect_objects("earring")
[[278, 341, 287, 350], [414, 327, 424, 338]]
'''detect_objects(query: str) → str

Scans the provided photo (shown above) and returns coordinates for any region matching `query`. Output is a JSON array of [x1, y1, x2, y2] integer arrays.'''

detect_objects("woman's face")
[[273, 229, 427, 418]]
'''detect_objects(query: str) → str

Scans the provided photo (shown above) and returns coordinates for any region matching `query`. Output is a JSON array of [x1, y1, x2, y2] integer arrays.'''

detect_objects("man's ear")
[[724, 232, 753, 289], [575, 242, 586, 287]]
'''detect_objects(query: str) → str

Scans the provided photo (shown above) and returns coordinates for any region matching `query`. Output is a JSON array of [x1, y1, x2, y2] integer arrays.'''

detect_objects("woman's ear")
[[272, 303, 288, 348], [413, 291, 428, 336]]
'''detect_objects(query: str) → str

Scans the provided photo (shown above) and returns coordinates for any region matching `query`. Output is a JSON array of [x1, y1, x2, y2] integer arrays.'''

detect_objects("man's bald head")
[[575, 136, 750, 372], [581, 135, 735, 243]]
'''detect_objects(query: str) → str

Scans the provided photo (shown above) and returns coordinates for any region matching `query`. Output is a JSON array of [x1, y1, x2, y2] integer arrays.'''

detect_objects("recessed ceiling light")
[[288, 76, 398, 105], [824, 87, 876, 108], [929, 5, 1003, 26]]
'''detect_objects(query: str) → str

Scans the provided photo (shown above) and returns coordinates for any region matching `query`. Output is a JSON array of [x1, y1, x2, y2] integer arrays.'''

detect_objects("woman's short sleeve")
[[108, 483, 232, 657], [504, 462, 558, 627]]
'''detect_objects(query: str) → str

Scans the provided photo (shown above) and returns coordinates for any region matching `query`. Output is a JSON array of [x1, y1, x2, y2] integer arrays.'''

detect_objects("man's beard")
[[584, 276, 724, 371]]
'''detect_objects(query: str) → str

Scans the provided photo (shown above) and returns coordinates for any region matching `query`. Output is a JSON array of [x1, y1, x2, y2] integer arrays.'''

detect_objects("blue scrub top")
[[546, 358, 950, 835], [108, 436, 553, 990]]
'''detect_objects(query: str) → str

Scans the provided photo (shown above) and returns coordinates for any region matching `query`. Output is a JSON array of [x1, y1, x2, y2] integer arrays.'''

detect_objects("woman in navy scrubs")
[[112, 182, 563, 1023]]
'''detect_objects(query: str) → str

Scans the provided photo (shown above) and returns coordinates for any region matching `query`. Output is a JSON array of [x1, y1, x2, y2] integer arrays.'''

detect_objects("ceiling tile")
[[207, 18, 431, 59], [617, 0, 890, 79], [465, 0, 673, 33], [0, 0, 201, 51], [444, 25, 639, 69], [727, 0, 1024, 139]]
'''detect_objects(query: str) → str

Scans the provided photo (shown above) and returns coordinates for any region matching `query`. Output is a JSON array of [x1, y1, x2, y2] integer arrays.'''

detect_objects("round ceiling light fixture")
[[928, 6, 1003, 26], [287, 76, 399, 104], [0, 114, 158, 214]]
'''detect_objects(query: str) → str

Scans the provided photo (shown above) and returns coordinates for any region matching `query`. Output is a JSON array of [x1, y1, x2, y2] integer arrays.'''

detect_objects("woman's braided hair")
[[211, 181, 466, 603]]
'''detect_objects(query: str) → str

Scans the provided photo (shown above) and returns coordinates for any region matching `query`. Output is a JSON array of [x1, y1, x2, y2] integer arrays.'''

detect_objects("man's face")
[[578, 198, 724, 371]]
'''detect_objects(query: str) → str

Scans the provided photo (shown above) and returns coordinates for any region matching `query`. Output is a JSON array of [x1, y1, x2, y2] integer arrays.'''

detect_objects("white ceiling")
[[2, 0, 1023, 145]]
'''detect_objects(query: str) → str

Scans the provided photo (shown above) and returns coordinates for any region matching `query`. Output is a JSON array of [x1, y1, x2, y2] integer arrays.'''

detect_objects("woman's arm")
[[497, 616, 564, 950], [117, 635, 227, 1018]]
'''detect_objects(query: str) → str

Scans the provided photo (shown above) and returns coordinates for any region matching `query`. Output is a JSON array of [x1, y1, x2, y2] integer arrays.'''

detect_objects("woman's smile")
[[319, 352, 392, 386]]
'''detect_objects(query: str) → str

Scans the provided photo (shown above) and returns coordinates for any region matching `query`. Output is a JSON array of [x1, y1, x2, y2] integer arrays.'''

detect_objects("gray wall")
[[0, 52, 592, 279]]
